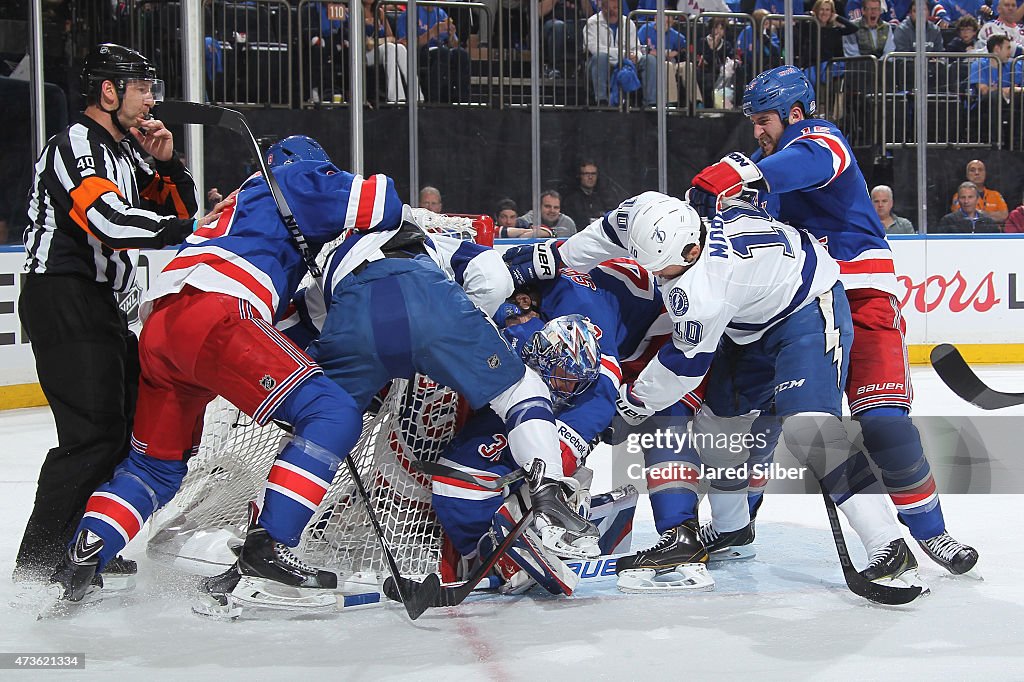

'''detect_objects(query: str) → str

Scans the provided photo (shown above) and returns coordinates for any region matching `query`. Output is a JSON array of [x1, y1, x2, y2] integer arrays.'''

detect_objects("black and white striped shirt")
[[24, 115, 199, 292]]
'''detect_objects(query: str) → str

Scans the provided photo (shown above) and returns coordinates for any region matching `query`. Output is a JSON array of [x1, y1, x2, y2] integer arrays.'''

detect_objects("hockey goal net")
[[147, 212, 494, 585]]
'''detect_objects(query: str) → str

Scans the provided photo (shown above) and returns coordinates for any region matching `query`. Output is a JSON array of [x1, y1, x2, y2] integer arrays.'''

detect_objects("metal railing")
[[1011, 54, 1023, 151], [206, 0, 292, 108], [689, 12, 757, 114], [881, 52, 1002, 151]]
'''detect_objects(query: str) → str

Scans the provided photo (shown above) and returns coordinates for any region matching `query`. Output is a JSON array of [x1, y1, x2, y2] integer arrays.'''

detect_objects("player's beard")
[[758, 132, 776, 157]]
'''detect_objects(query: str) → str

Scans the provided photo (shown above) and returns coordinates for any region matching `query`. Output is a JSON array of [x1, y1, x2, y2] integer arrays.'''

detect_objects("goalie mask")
[[627, 196, 703, 273], [522, 314, 601, 406]]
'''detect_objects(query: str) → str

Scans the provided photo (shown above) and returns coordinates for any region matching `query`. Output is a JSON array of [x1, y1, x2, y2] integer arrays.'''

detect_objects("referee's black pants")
[[15, 274, 139, 578]]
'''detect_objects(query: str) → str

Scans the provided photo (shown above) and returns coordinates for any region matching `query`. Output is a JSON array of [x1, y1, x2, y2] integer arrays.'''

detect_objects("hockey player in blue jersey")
[[692, 65, 979, 577], [505, 192, 925, 598], [284, 160, 601, 563], [49, 136, 383, 613]]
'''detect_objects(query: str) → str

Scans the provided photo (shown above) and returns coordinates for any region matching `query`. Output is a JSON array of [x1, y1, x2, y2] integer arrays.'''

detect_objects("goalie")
[[431, 314, 638, 596]]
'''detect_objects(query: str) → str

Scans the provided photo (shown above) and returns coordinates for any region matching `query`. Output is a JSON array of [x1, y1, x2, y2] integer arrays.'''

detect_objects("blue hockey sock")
[[858, 406, 945, 540], [79, 448, 187, 570]]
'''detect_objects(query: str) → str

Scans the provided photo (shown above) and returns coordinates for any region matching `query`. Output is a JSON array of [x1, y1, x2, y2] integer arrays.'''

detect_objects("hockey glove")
[[692, 152, 766, 200], [615, 383, 655, 428], [685, 185, 719, 220], [503, 241, 562, 288]]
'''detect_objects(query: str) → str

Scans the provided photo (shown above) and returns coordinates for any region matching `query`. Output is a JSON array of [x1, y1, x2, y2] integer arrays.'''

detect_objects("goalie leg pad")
[[481, 492, 580, 596], [588, 484, 639, 556]]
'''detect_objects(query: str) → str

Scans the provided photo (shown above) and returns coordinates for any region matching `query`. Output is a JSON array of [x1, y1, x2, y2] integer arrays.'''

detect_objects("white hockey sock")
[[708, 489, 751, 533], [838, 491, 904, 555]]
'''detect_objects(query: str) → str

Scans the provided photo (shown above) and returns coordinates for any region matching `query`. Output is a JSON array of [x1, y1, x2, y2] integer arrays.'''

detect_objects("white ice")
[[1, 365, 1023, 680]]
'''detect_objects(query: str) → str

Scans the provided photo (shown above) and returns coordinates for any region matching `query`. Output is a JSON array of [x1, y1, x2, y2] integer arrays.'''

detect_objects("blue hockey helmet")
[[266, 135, 331, 169], [522, 314, 602, 406], [741, 66, 816, 122]]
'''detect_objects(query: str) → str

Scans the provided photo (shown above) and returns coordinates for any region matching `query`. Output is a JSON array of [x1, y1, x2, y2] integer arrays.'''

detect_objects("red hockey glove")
[[692, 152, 765, 200]]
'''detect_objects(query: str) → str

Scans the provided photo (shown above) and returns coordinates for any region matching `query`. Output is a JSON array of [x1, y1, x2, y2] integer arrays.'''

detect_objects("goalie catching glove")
[[691, 152, 767, 202], [503, 240, 563, 288]]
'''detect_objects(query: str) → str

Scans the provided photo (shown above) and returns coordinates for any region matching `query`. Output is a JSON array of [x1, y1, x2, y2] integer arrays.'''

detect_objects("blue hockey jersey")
[[142, 162, 403, 323], [752, 119, 899, 296]]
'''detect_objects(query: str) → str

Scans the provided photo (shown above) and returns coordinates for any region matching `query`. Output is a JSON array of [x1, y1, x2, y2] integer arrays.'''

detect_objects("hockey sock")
[[79, 447, 188, 570], [260, 376, 361, 546], [857, 406, 944, 540], [746, 414, 779, 521], [643, 421, 700, 534], [708, 487, 750, 533]]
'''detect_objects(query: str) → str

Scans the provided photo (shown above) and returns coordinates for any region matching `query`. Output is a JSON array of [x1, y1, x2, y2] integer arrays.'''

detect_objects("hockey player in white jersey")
[[285, 198, 601, 561], [505, 192, 922, 596]]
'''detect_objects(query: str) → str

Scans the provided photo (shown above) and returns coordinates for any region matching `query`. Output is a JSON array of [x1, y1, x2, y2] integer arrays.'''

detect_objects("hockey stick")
[[821, 492, 922, 605], [344, 457, 441, 620], [414, 460, 527, 492], [383, 505, 535, 608], [154, 100, 322, 278], [930, 343, 1024, 410]]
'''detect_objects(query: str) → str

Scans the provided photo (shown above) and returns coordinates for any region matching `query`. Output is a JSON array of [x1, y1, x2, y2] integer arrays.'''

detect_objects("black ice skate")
[[96, 554, 137, 592], [49, 529, 104, 603], [699, 521, 756, 562], [237, 502, 337, 590], [528, 461, 600, 560], [917, 532, 979, 576], [860, 539, 920, 583], [615, 519, 713, 592]]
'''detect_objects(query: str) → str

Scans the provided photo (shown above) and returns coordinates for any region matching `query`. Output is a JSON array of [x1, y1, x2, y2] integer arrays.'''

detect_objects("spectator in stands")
[[420, 186, 444, 213], [976, 0, 1024, 54], [893, 1, 945, 52], [396, 4, 472, 103], [674, 0, 734, 14], [364, 0, 422, 104], [696, 17, 737, 108], [847, 0, 899, 22], [304, 3, 348, 104], [950, 158, 1009, 223], [969, 35, 1024, 104], [542, 0, 594, 79], [738, 11, 784, 94], [636, 16, 697, 107], [495, 198, 520, 233], [871, 185, 915, 233], [506, 190, 577, 237], [934, 182, 1001, 232], [844, 0, 896, 57], [933, 0, 994, 27], [585, 0, 658, 106], [1004, 190, 1024, 232], [560, 159, 618, 226], [946, 15, 983, 50]]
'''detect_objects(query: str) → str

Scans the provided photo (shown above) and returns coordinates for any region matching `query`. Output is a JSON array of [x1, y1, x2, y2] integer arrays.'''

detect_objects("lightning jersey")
[[751, 118, 898, 296], [142, 162, 403, 323], [559, 191, 839, 411]]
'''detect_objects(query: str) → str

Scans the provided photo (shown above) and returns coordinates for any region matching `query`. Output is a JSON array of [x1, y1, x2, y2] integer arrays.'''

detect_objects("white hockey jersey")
[[559, 192, 840, 411]]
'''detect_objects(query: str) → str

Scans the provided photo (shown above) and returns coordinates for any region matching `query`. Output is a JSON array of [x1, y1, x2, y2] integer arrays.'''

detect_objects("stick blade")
[[843, 572, 923, 605], [382, 574, 441, 620], [154, 100, 226, 127], [930, 343, 1024, 409]]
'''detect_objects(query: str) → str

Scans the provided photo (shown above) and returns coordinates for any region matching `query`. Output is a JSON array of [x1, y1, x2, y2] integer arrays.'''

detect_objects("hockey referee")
[[15, 44, 206, 585]]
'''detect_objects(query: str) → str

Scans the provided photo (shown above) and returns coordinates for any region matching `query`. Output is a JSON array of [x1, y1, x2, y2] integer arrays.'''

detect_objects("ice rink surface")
[[2, 365, 1023, 680]]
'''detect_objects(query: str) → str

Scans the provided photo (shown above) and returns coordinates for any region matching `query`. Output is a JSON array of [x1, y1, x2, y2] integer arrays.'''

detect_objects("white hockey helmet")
[[626, 196, 703, 273]]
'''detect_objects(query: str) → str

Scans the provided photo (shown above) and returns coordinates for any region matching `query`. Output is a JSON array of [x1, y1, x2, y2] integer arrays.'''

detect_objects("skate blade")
[[541, 526, 601, 560], [707, 546, 756, 563], [874, 569, 931, 597], [192, 593, 243, 620], [228, 576, 338, 613], [99, 573, 137, 593], [616, 564, 715, 594], [27, 583, 105, 620]]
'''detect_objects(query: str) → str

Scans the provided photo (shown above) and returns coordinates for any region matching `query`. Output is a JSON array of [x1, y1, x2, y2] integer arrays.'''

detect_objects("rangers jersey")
[[142, 162, 403, 323], [751, 118, 898, 296]]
